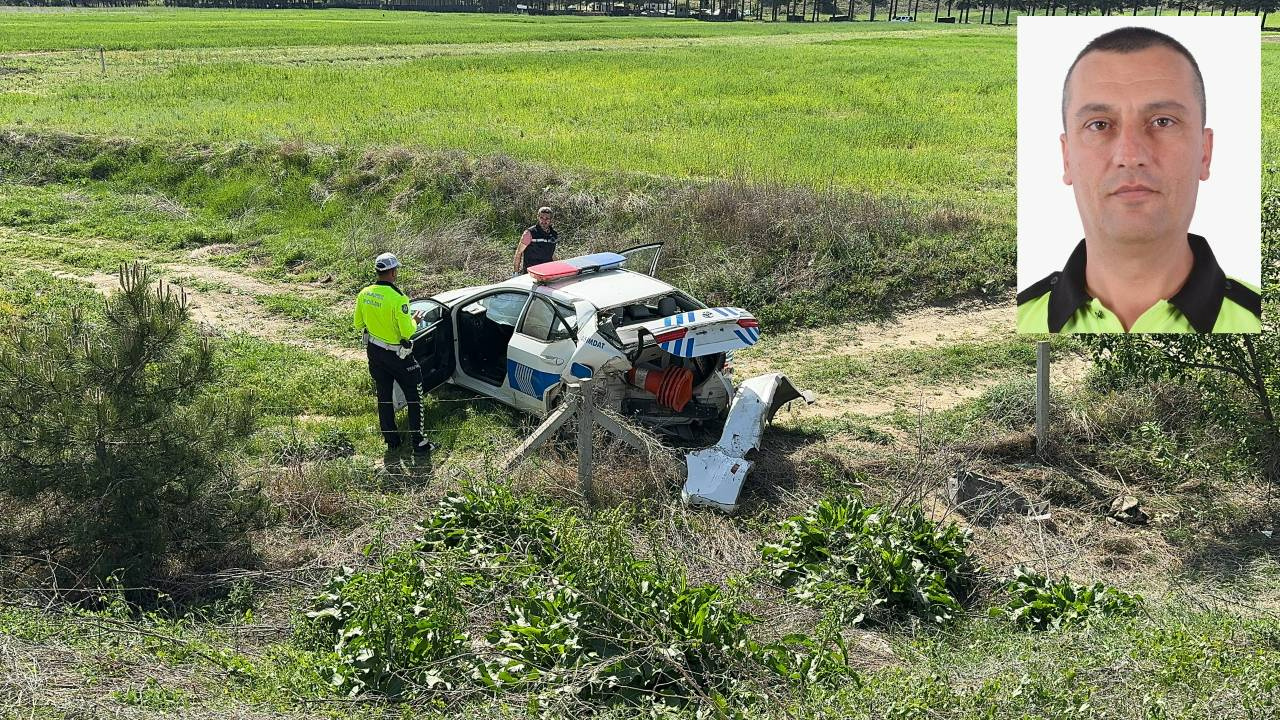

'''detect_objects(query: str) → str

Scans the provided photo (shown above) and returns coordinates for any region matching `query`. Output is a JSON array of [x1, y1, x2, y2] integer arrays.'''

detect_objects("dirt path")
[[57, 264, 364, 362], [10, 229, 1086, 422], [737, 299, 1090, 420], [3, 231, 363, 361]]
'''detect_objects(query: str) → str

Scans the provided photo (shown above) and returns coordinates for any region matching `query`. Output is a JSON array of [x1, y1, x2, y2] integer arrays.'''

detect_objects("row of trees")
[[762, 0, 1279, 23], [7, 0, 1277, 22]]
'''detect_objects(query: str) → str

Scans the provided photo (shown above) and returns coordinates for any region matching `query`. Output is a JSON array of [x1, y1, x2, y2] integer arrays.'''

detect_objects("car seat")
[[657, 296, 679, 317], [625, 303, 652, 322]]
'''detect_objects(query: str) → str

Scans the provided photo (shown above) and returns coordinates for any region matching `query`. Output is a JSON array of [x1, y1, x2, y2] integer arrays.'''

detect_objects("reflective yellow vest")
[[352, 281, 417, 346]]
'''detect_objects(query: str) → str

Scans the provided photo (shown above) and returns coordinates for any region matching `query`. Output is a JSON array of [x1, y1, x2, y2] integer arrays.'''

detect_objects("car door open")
[[617, 243, 663, 278], [409, 298, 453, 393]]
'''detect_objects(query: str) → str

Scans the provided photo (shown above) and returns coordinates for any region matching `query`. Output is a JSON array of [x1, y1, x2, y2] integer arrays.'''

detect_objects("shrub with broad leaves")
[[992, 566, 1143, 632], [300, 484, 854, 710], [761, 497, 979, 625]]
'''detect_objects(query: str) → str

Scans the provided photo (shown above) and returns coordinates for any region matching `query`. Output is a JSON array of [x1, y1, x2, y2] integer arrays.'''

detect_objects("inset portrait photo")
[[1016, 17, 1261, 334]]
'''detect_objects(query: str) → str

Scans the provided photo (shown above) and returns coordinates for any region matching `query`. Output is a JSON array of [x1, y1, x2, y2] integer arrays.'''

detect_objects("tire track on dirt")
[[2, 230, 363, 361]]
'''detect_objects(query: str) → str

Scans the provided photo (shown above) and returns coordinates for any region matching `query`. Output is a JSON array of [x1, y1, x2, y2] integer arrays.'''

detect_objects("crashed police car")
[[400, 244, 813, 512]]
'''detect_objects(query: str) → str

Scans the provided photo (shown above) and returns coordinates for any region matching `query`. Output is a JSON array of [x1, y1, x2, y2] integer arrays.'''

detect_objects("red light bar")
[[736, 319, 760, 329], [653, 328, 688, 343], [528, 252, 627, 283]]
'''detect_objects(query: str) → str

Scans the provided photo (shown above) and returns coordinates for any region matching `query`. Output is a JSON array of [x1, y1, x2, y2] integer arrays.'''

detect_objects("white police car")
[[404, 244, 812, 511]]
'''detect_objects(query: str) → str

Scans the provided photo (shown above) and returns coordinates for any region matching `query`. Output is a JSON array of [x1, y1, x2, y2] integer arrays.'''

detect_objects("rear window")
[[611, 291, 703, 327]]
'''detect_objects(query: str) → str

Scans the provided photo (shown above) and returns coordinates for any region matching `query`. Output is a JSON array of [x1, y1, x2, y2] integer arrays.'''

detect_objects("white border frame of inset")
[[1016, 16, 1261, 293]]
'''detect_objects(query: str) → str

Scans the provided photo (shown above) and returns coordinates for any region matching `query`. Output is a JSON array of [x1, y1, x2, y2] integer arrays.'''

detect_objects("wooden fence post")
[[504, 377, 656, 506], [98, 46, 105, 74], [1036, 341, 1050, 456], [576, 378, 594, 502]]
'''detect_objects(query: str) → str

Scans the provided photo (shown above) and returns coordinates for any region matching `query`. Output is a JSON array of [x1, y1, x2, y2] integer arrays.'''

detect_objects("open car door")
[[409, 298, 454, 392], [617, 243, 663, 278]]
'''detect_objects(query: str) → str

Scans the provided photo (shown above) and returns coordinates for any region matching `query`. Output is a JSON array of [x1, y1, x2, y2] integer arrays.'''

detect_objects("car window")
[[409, 299, 446, 331], [474, 291, 528, 327], [613, 291, 703, 326], [519, 296, 576, 343]]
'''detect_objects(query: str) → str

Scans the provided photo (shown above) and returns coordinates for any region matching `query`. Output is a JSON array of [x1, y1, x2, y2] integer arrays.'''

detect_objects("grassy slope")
[[0, 134, 1013, 328]]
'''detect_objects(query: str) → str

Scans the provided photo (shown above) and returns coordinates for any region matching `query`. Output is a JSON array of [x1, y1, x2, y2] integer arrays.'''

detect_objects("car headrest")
[[657, 297, 678, 317]]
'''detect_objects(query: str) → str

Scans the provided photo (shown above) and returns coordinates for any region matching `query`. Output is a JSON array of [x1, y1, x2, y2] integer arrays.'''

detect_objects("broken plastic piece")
[[682, 372, 813, 513]]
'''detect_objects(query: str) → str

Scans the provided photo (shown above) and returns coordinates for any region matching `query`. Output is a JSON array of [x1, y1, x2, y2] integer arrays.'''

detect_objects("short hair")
[[538, 206, 553, 215], [1062, 27, 1206, 129]]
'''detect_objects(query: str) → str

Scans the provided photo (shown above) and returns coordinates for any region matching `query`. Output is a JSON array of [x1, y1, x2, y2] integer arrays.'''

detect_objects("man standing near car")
[[513, 206, 559, 274], [352, 252, 434, 455]]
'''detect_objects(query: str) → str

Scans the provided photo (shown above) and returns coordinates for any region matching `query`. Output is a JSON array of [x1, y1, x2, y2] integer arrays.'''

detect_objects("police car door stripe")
[[685, 336, 695, 356], [714, 307, 732, 317]]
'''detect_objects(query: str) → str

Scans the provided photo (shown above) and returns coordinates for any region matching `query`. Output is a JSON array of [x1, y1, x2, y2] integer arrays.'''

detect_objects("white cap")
[[374, 252, 400, 272]]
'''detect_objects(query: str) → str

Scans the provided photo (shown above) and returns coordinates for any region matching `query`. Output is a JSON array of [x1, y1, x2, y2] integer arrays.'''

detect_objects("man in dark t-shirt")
[[513, 206, 559, 274]]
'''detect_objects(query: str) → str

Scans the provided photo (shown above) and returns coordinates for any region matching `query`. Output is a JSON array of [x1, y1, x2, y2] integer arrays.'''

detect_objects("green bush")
[[305, 560, 468, 697], [301, 484, 853, 709], [991, 566, 1143, 632], [760, 497, 979, 625], [0, 263, 269, 588]]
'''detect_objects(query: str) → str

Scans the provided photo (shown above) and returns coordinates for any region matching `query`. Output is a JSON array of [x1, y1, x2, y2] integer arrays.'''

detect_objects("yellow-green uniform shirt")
[[1017, 234, 1261, 334], [353, 281, 418, 346]]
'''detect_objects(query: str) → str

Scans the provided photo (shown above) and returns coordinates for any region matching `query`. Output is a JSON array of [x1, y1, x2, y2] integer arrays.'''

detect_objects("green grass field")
[[1, 24, 1017, 207], [0, 7, 909, 51], [4, 11, 1276, 203], [3, 11, 1280, 719]]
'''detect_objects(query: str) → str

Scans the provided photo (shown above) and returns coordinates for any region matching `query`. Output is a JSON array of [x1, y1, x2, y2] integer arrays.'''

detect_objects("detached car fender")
[[683, 372, 814, 513]]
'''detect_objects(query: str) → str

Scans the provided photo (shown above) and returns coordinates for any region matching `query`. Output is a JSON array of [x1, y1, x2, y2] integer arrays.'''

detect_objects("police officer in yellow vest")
[[353, 253, 433, 455]]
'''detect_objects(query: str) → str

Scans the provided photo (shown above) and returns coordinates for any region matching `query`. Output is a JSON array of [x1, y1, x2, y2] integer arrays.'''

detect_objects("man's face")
[[1061, 46, 1212, 248], [538, 212, 552, 229]]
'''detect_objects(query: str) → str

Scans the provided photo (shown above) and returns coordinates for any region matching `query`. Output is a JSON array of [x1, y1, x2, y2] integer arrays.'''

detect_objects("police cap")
[[374, 252, 400, 272]]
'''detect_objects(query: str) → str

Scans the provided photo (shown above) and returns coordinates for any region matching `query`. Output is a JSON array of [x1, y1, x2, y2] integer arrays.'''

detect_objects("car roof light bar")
[[528, 252, 627, 283]]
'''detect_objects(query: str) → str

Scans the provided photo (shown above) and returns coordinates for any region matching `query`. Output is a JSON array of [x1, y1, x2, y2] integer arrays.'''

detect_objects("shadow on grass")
[[734, 431, 824, 515], [1176, 518, 1280, 584]]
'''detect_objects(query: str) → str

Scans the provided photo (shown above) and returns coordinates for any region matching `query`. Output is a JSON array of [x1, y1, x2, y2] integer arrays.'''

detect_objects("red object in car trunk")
[[627, 366, 694, 412]]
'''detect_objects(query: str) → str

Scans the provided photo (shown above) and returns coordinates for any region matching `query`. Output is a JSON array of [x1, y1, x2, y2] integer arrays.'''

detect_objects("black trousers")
[[367, 344, 422, 448]]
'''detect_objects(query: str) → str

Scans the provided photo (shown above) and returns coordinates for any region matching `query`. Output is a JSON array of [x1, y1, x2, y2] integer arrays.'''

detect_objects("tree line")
[[4, 0, 1276, 25]]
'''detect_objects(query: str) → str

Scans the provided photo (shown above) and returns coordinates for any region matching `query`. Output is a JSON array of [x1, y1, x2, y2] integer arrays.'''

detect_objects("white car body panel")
[[683, 373, 815, 513], [634, 307, 759, 358]]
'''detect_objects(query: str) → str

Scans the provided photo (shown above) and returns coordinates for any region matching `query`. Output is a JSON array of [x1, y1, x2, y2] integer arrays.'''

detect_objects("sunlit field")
[[0, 7, 906, 51], [1, 12, 1023, 209], [5, 11, 1275, 205]]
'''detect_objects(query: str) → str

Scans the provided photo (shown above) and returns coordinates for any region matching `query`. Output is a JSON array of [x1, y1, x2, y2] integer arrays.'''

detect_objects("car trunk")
[[592, 307, 761, 433]]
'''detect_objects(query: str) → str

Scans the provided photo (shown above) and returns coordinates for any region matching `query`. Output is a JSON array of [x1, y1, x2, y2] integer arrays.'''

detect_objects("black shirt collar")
[[1047, 233, 1225, 333], [375, 280, 405, 296]]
